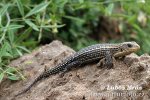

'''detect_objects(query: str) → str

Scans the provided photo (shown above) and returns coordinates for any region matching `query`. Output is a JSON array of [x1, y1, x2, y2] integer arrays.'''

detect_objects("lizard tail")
[[14, 60, 71, 97], [14, 74, 43, 97]]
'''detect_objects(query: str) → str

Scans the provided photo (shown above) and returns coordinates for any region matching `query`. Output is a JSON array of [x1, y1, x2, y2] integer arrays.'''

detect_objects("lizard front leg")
[[97, 51, 115, 69]]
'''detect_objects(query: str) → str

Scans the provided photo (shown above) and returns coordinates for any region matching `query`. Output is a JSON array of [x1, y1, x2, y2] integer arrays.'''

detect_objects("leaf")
[[137, 0, 145, 3], [0, 5, 9, 17], [8, 24, 24, 30], [16, 0, 24, 16], [132, 24, 146, 36], [25, 19, 39, 31], [0, 42, 11, 57], [16, 48, 23, 56], [41, 24, 65, 28], [3, 52, 13, 58], [64, 16, 85, 23], [0, 73, 4, 82], [79, 0, 84, 3], [21, 40, 38, 48], [6, 67, 16, 73], [16, 46, 30, 53], [4, 66, 25, 81], [1, 24, 24, 31], [8, 30, 14, 44], [15, 27, 32, 43], [8, 75, 19, 80], [105, 3, 114, 16], [0, 15, 2, 27], [25, 2, 49, 17], [5, 66, 24, 80], [0, 58, 2, 63]]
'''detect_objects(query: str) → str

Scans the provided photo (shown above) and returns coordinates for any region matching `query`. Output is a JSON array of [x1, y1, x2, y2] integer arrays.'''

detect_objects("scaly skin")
[[15, 41, 140, 97]]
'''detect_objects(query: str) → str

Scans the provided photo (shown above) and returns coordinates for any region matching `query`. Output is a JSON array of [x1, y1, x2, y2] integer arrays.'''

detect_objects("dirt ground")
[[0, 40, 150, 100]]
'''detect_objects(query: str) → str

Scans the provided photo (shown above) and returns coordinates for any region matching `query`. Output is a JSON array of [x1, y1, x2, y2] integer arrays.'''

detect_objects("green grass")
[[0, 0, 150, 81]]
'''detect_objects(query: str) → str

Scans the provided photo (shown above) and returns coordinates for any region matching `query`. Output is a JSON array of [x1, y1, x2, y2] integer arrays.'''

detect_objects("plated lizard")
[[15, 41, 140, 96]]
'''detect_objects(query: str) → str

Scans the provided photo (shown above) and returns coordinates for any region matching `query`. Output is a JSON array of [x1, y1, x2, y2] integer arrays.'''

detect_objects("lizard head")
[[114, 41, 140, 57]]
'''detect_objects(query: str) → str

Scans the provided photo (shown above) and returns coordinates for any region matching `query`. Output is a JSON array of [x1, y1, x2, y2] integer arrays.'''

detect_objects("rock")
[[124, 53, 139, 67], [1, 40, 150, 100]]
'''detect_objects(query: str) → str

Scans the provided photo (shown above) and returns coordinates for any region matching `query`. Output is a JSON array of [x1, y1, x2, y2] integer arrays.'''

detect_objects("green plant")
[[0, 0, 150, 82]]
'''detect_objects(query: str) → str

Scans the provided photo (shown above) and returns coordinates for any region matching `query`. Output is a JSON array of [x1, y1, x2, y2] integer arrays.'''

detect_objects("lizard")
[[15, 41, 140, 97]]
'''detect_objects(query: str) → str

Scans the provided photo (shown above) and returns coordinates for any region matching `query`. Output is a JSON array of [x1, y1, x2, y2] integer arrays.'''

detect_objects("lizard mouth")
[[114, 46, 140, 57]]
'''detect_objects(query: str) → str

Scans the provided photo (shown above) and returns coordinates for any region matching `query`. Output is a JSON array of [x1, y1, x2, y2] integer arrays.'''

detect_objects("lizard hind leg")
[[59, 61, 81, 77], [97, 51, 115, 69], [96, 58, 105, 68], [97, 58, 114, 69]]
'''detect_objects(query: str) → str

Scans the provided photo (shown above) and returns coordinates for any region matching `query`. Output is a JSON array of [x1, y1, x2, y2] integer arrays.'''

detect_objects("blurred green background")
[[0, 0, 150, 81]]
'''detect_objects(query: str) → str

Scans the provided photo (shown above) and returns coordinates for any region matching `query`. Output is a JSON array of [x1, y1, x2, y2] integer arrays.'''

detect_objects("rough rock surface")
[[0, 40, 150, 100]]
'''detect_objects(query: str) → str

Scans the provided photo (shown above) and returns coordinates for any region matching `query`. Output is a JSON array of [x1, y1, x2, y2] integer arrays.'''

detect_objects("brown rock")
[[1, 40, 150, 100]]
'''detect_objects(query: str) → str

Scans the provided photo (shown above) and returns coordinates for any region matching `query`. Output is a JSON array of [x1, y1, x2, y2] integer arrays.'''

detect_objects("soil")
[[0, 40, 150, 100]]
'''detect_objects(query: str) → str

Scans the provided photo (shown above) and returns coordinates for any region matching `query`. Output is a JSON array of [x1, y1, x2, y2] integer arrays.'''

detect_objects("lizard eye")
[[127, 44, 132, 48]]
